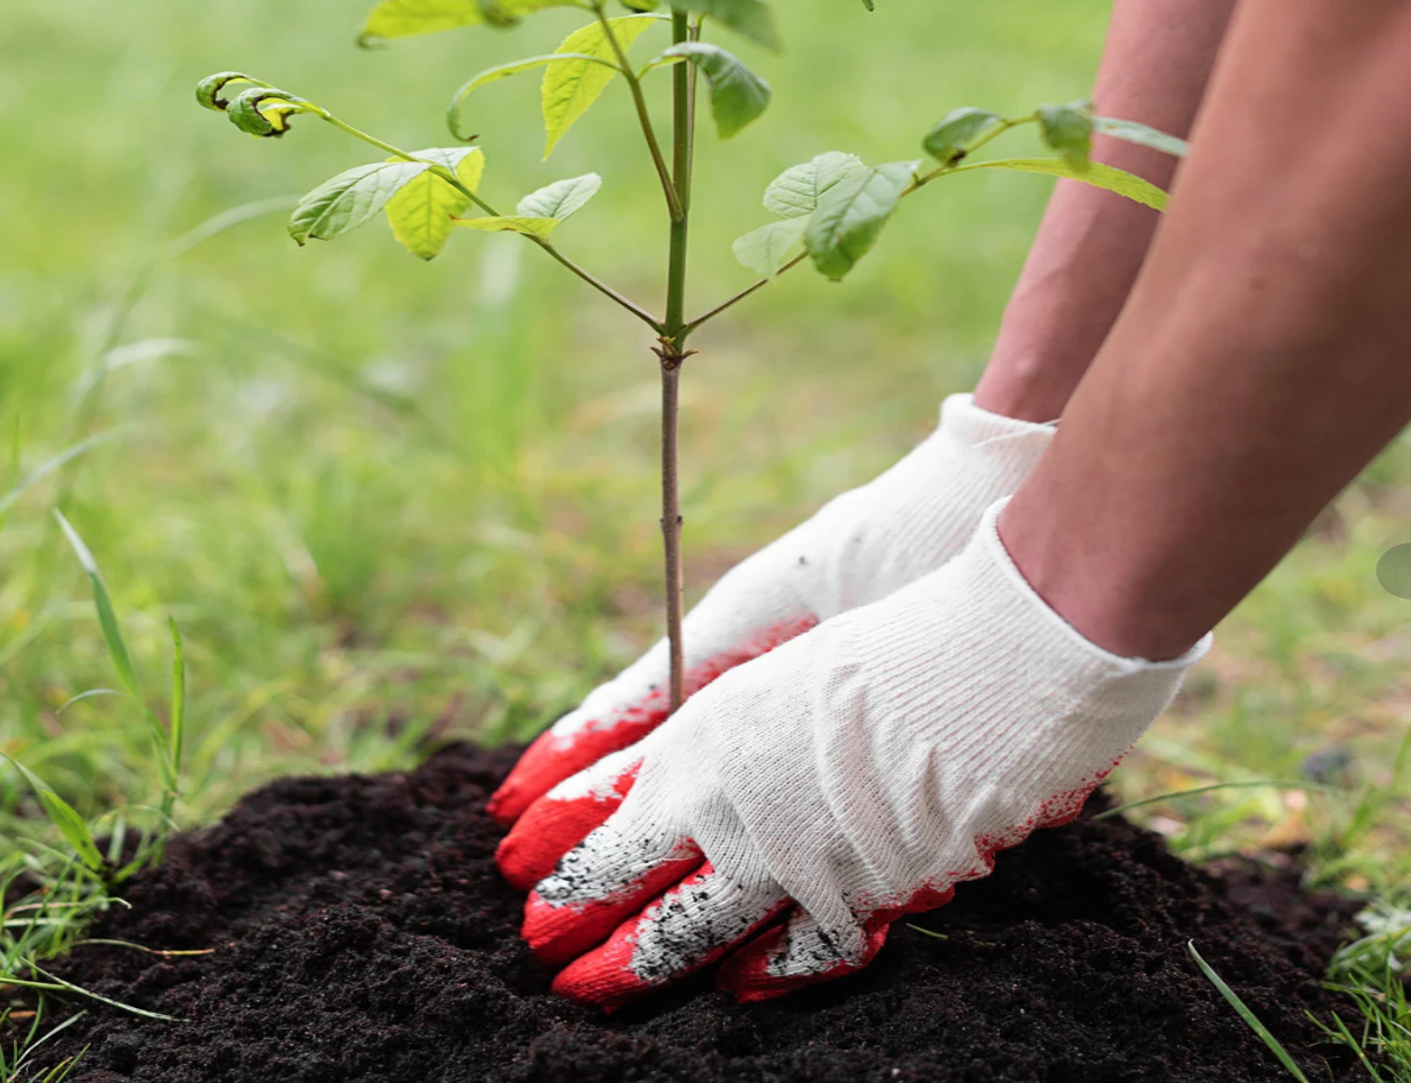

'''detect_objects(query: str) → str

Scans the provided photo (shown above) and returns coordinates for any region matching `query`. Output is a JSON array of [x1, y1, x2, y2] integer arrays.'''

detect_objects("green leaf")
[[0, 754, 105, 873], [361, 0, 576, 42], [53, 510, 140, 702], [658, 42, 770, 138], [1093, 115, 1189, 158], [665, 0, 780, 51], [543, 15, 659, 158], [923, 107, 1003, 162], [1187, 942, 1312, 1083], [289, 161, 431, 246], [806, 160, 918, 280], [763, 151, 867, 219], [453, 216, 561, 239], [733, 217, 808, 275], [1038, 99, 1094, 167], [447, 53, 620, 142], [169, 617, 186, 786], [949, 157, 1167, 211], [384, 147, 487, 260], [516, 173, 602, 220]]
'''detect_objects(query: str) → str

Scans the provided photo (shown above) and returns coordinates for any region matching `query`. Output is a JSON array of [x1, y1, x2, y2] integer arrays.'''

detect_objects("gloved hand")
[[498, 501, 1210, 1009], [488, 395, 1054, 832]]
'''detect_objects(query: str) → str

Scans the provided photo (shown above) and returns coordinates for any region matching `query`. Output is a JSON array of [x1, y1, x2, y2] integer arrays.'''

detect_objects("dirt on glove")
[[26, 743, 1367, 1083]]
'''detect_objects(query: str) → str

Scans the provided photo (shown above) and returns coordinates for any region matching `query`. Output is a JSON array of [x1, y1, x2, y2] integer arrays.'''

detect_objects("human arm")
[[975, 0, 1237, 421]]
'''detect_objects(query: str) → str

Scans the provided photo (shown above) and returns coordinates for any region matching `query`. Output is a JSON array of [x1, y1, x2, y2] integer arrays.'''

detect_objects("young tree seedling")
[[196, 0, 1185, 713]]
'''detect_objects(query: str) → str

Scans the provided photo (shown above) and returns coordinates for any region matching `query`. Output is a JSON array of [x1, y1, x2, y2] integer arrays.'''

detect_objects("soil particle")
[[26, 744, 1366, 1083]]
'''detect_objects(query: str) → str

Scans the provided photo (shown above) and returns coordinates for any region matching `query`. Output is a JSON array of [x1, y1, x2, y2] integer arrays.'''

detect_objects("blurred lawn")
[[0, 0, 1406, 887]]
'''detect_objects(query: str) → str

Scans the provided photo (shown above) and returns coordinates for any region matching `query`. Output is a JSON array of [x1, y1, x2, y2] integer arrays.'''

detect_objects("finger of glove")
[[496, 747, 644, 892], [551, 862, 789, 1012], [486, 615, 816, 826], [719, 885, 958, 1002], [523, 819, 705, 967], [716, 907, 889, 1002], [486, 705, 659, 827]]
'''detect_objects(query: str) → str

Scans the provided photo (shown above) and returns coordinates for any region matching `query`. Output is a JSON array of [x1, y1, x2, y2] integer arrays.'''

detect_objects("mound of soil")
[[28, 744, 1364, 1083]]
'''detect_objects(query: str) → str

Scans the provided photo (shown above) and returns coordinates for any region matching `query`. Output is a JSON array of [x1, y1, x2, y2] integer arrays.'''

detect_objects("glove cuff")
[[937, 393, 1057, 449]]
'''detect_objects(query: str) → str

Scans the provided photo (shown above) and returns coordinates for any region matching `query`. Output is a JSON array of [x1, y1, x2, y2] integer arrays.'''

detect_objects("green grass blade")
[[1320, 1011, 1387, 1083], [52, 511, 140, 701], [12, 1009, 88, 1076], [1094, 780, 1339, 821], [168, 618, 186, 782], [0, 430, 123, 523], [28, 964, 182, 1023], [1187, 941, 1311, 1083], [0, 755, 105, 873], [54, 689, 122, 716]]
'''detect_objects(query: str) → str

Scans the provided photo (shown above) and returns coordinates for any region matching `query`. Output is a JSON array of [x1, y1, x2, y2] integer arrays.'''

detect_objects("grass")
[[0, 0, 1408, 1076]]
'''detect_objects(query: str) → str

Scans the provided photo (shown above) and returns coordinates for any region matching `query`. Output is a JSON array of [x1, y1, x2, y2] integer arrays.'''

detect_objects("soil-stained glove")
[[488, 395, 1054, 832], [501, 501, 1210, 1009]]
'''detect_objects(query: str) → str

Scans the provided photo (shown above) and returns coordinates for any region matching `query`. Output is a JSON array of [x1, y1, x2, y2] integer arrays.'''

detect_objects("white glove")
[[488, 395, 1055, 828], [499, 500, 1210, 1009]]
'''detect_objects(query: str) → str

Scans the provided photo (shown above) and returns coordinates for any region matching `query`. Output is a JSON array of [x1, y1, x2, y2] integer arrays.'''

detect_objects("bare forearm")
[[1001, 0, 1411, 659], [974, 0, 1235, 421]]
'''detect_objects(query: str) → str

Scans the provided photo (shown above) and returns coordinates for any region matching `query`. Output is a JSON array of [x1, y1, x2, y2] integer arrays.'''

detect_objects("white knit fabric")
[[547, 394, 1055, 745], [536, 501, 1211, 983]]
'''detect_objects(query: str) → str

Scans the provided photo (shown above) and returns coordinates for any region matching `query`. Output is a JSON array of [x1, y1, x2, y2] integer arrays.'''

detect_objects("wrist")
[[996, 490, 1213, 662]]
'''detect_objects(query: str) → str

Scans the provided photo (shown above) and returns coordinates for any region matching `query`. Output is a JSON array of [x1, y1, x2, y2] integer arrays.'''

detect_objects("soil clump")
[[29, 744, 1365, 1083]]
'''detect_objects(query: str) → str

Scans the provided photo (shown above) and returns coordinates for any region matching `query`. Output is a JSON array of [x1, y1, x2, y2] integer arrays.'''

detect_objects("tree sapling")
[[196, 0, 1185, 714]]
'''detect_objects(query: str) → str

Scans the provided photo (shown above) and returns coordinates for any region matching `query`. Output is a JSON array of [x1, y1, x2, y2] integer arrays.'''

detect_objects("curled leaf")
[[226, 88, 319, 138], [196, 72, 266, 113]]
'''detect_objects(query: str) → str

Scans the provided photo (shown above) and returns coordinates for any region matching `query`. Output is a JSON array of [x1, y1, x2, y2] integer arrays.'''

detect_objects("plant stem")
[[659, 357, 684, 711], [321, 113, 664, 331], [658, 8, 696, 713], [594, 5, 685, 221]]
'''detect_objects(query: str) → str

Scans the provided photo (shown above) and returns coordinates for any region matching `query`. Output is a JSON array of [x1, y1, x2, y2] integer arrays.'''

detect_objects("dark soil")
[[25, 744, 1366, 1083]]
